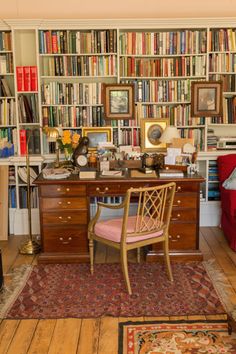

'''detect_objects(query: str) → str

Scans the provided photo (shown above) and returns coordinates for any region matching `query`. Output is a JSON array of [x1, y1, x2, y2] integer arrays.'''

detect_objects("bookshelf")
[[0, 18, 236, 233]]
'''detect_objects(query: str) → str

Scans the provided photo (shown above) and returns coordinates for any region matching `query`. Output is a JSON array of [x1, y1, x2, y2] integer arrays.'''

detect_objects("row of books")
[[179, 128, 205, 151], [41, 55, 117, 77], [122, 79, 191, 103], [16, 66, 38, 92], [39, 29, 117, 54], [0, 54, 13, 74], [18, 94, 39, 123], [0, 31, 12, 51], [209, 74, 236, 92], [8, 165, 16, 184], [0, 77, 13, 97], [138, 103, 191, 121], [0, 98, 15, 125], [119, 30, 207, 56], [19, 186, 38, 209], [42, 105, 105, 128], [209, 29, 236, 52], [209, 53, 236, 73], [223, 96, 236, 124], [8, 186, 16, 208], [120, 128, 140, 146], [119, 56, 206, 78], [19, 128, 40, 155], [41, 82, 102, 105], [207, 128, 218, 150], [0, 127, 17, 145]]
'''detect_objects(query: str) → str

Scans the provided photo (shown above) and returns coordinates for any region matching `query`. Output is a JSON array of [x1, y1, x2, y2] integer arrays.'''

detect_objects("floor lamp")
[[19, 131, 41, 255]]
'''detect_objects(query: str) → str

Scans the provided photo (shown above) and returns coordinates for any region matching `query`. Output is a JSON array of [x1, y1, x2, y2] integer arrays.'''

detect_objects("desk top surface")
[[34, 170, 205, 185]]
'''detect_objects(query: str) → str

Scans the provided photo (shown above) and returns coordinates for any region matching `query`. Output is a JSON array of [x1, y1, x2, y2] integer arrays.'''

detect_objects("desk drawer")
[[88, 184, 122, 196], [173, 194, 197, 208], [170, 209, 196, 222], [175, 183, 198, 193], [43, 226, 88, 253], [42, 210, 87, 225], [41, 197, 87, 210], [40, 184, 86, 197], [168, 223, 196, 249]]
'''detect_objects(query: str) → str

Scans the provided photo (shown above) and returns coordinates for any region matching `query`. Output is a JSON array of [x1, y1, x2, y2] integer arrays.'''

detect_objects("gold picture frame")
[[82, 127, 112, 150], [191, 81, 223, 117], [140, 118, 169, 152], [103, 84, 135, 120]]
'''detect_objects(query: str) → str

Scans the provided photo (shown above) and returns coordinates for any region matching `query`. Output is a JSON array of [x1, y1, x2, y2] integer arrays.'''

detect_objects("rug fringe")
[[203, 259, 236, 321], [0, 265, 33, 318]]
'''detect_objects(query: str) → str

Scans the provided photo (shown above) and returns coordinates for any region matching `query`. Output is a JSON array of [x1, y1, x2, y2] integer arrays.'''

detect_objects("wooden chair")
[[88, 182, 176, 295]]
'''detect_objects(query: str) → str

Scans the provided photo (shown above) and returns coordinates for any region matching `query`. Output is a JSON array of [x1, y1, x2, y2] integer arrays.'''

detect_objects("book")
[[79, 171, 96, 179], [19, 129, 27, 155], [159, 169, 184, 178]]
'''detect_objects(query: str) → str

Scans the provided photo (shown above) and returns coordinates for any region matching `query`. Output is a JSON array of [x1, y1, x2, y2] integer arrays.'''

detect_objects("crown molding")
[[3, 17, 236, 30]]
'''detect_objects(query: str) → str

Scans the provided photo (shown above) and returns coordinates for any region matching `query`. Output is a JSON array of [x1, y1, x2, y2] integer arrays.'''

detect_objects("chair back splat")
[[88, 182, 176, 295]]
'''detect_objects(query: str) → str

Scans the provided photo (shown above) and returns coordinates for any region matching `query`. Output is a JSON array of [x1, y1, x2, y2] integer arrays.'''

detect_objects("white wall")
[[0, 0, 236, 19]]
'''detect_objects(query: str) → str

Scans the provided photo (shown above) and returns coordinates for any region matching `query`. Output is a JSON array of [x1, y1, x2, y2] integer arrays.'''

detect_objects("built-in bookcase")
[[0, 19, 236, 233]]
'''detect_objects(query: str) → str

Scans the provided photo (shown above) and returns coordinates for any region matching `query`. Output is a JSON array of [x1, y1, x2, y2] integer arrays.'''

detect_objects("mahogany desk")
[[34, 172, 205, 264]]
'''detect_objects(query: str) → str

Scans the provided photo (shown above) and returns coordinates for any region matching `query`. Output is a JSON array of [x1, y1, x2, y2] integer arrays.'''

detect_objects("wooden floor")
[[1, 227, 236, 354]]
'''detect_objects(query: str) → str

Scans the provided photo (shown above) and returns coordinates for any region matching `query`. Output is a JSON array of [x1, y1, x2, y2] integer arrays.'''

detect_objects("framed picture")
[[103, 84, 135, 120], [191, 81, 223, 117], [140, 118, 169, 152], [82, 127, 112, 150]]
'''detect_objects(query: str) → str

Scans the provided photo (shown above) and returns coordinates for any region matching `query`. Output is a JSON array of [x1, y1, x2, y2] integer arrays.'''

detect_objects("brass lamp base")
[[19, 239, 41, 255]]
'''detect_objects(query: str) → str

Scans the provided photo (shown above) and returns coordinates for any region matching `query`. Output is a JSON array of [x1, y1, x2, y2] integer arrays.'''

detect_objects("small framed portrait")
[[191, 81, 223, 117], [140, 118, 169, 152], [103, 84, 135, 120], [82, 127, 112, 150]]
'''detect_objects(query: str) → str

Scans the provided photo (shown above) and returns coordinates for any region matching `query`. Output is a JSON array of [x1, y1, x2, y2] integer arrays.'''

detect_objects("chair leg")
[[89, 238, 94, 275], [121, 248, 132, 295], [163, 239, 173, 282], [137, 247, 141, 263]]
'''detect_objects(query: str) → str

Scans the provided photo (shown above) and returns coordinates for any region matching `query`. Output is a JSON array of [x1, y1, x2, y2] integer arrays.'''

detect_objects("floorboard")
[[0, 227, 235, 353]]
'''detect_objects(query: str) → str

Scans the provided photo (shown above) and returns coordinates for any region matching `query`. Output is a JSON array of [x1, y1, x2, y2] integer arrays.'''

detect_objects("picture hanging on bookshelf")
[[103, 84, 135, 120], [191, 81, 223, 117], [140, 118, 169, 152]]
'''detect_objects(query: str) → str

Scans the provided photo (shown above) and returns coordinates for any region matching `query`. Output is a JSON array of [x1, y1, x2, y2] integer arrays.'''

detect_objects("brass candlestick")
[[19, 132, 41, 255]]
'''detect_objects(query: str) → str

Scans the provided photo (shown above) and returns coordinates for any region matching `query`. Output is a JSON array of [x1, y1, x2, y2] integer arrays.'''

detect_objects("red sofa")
[[217, 154, 236, 251]]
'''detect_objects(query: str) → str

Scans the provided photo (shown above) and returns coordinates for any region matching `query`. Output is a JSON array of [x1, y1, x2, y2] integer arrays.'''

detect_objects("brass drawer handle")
[[59, 236, 72, 244], [67, 201, 71, 205], [96, 187, 109, 194], [58, 201, 62, 205], [66, 188, 70, 192], [58, 216, 68, 223], [57, 188, 61, 192], [173, 200, 181, 207], [171, 214, 181, 221], [169, 234, 181, 242], [176, 186, 182, 192]]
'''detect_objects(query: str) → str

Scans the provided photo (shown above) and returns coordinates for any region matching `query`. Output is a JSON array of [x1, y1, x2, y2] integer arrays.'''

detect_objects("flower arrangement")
[[57, 130, 80, 158]]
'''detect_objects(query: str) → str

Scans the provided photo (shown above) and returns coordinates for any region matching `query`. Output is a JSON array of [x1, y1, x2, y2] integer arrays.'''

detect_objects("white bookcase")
[[0, 18, 236, 233]]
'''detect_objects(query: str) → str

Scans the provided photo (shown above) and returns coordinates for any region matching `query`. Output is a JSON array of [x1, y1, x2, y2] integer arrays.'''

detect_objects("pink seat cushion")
[[94, 215, 163, 243]]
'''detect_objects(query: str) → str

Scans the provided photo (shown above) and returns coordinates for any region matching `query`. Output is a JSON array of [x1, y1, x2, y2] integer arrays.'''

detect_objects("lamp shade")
[[159, 126, 180, 144]]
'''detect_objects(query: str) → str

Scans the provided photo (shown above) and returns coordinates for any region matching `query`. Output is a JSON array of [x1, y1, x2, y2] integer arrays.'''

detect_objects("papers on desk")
[[42, 168, 71, 179], [101, 170, 123, 177]]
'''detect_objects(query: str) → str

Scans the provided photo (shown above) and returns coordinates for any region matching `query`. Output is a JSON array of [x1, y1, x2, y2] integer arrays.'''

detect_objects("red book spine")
[[19, 129, 27, 155], [16, 66, 24, 92], [30, 66, 38, 91], [23, 66, 31, 91]]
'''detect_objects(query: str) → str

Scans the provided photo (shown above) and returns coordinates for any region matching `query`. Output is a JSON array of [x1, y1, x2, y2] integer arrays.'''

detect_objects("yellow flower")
[[72, 133, 80, 144]]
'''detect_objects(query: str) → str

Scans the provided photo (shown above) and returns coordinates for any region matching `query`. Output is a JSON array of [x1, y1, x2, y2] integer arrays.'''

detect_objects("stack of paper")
[[43, 168, 71, 179]]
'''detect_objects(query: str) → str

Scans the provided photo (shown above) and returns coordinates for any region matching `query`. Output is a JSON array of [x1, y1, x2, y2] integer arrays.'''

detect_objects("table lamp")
[[43, 126, 60, 167], [159, 126, 180, 146]]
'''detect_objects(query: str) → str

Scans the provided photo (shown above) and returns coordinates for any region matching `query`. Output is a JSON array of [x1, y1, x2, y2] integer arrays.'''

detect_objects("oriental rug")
[[119, 319, 236, 354], [0, 261, 234, 319]]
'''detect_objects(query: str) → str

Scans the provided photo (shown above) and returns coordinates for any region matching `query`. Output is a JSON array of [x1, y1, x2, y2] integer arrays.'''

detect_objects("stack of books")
[[158, 169, 184, 178]]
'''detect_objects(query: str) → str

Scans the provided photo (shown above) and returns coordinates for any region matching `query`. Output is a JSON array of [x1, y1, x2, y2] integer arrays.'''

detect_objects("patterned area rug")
[[119, 319, 236, 354], [0, 261, 232, 319]]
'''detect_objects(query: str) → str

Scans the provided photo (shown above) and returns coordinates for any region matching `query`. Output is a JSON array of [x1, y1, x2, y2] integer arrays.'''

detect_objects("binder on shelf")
[[23, 66, 31, 91], [30, 66, 38, 91], [19, 129, 27, 155], [16, 66, 24, 92]]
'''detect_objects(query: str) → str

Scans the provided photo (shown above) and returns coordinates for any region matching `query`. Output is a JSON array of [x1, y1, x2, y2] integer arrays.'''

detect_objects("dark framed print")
[[82, 127, 112, 150], [140, 118, 169, 152], [103, 84, 135, 120], [191, 81, 223, 117]]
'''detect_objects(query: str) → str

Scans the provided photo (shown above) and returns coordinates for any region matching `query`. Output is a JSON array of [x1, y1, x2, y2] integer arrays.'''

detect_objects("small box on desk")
[[164, 164, 187, 172]]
